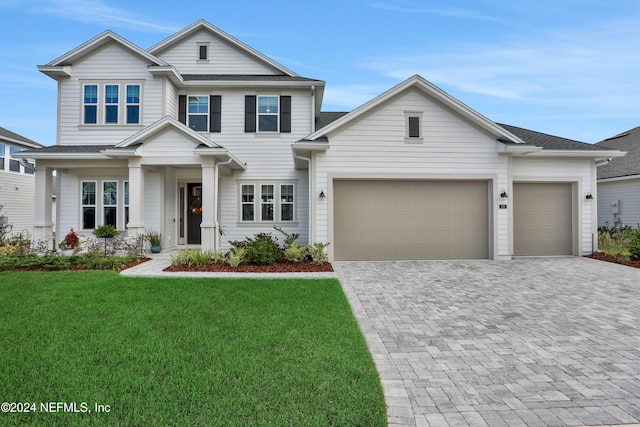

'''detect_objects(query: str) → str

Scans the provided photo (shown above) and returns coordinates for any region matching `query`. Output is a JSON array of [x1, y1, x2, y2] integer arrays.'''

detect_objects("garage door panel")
[[514, 183, 573, 256], [334, 180, 489, 260]]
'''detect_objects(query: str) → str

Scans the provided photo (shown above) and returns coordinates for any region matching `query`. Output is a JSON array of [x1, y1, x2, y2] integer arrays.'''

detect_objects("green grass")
[[0, 272, 385, 426]]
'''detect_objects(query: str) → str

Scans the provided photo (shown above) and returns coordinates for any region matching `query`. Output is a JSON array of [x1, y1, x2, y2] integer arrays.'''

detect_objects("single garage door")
[[333, 180, 489, 260], [513, 182, 573, 256]]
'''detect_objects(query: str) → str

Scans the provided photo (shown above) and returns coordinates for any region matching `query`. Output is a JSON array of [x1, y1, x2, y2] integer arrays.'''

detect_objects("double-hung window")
[[105, 85, 119, 123], [188, 96, 209, 131], [82, 181, 97, 229], [103, 181, 118, 227], [0, 143, 4, 170], [240, 183, 295, 223], [126, 85, 140, 124], [83, 85, 98, 124], [124, 181, 130, 229], [9, 146, 20, 173], [258, 96, 278, 132]]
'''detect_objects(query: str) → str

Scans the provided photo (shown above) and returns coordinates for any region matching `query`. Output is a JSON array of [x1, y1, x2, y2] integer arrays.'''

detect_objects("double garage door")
[[333, 180, 489, 260], [333, 180, 574, 260]]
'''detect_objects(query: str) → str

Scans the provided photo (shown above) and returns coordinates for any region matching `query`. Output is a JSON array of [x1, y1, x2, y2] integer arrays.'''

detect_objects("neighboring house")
[[595, 126, 640, 228], [17, 20, 624, 261], [0, 126, 43, 239]]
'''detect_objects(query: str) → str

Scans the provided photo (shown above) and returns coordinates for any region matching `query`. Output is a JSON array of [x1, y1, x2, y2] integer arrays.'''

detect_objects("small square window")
[[404, 111, 424, 143]]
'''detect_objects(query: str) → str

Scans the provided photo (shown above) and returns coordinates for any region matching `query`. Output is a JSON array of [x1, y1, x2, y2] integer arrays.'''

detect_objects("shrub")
[[309, 242, 330, 264], [93, 225, 118, 238], [170, 249, 212, 267], [273, 225, 299, 248], [227, 247, 245, 267], [0, 243, 19, 257], [230, 233, 282, 265], [629, 232, 640, 260], [284, 243, 308, 263]]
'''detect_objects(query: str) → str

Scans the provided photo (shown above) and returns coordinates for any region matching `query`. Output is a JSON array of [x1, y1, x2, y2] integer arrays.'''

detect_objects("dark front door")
[[187, 183, 202, 244]]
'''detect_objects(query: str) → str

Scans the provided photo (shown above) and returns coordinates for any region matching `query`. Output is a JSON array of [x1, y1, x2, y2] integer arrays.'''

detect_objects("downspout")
[[214, 156, 233, 250], [293, 153, 313, 244]]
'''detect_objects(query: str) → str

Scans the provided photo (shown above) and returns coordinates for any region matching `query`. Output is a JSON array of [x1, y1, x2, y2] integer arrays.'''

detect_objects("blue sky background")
[[2, 0, 640, 146]]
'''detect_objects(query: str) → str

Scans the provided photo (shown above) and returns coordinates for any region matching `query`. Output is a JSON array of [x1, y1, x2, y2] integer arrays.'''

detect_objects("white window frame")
[[257, 95, 279, 133], [104, 84, 119, 124], [103, 181, 118, 228], [81, 180, 97, 230], [404, 110, 424, 143], [80, 81, 143, 126], [125, 85, 140, 124], [8, 146, 21, 173], [188, 95, 209, 132], [239, 181, 296, 223], [124, 181, 129, 229]]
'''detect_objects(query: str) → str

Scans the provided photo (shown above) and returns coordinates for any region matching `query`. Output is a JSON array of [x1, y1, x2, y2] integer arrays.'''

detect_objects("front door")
[[187, 183, 202, 244]]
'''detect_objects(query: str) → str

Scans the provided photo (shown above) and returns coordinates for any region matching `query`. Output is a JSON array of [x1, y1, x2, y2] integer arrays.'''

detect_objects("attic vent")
[[197, 43, 209, 61]]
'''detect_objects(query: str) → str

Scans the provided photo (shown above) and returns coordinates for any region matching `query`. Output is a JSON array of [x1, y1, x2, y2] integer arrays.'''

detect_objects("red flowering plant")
[[60, 228, 80, 249]]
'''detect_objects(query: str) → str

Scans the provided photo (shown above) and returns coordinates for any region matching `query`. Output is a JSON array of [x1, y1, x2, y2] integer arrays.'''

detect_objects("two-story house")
[[0, 126, 43, 238], [19, 20, 623, 260]]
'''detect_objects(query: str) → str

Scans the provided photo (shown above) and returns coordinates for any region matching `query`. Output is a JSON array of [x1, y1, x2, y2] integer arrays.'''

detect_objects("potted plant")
[[93, 225, 118, 256], [145, 229, 162, 253]]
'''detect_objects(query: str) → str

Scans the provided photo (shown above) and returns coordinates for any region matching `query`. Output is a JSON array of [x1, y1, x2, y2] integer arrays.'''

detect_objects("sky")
[[2, 0, 640, 146]]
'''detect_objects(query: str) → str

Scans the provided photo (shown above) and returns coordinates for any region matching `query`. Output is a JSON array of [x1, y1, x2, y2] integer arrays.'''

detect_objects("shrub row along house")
[[17, 20, 625, 261]]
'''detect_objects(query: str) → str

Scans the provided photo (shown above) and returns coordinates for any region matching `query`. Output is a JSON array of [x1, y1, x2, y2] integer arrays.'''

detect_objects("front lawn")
[[0, 272, 385, 426]]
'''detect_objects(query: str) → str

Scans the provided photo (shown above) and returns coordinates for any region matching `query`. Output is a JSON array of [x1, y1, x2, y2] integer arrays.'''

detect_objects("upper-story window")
[[188, 96, 209, 132], [82, 82, 142, 125], [258, 96, 279, 132], [0, 143, 4, 170], [126, 85, 140, 124], [9, 146, 21, 173], [244, 95, 291, 133]]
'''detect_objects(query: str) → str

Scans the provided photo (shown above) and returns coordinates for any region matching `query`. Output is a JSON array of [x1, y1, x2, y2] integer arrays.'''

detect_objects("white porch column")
[[127, 162, 145, 236], [33, 166, 53, 244], [200, 159, 216, 250]]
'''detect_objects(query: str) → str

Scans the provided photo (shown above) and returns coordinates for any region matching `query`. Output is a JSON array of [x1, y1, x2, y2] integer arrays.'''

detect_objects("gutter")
[[293, 153, 313, 244]]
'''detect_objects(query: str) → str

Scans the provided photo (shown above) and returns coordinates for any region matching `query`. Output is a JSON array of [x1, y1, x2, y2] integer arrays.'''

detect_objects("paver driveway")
[[334, 257, 640, 427]]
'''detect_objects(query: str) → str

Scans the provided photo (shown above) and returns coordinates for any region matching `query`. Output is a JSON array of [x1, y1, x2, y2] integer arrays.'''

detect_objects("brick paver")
[[334, 257, 640, 427]]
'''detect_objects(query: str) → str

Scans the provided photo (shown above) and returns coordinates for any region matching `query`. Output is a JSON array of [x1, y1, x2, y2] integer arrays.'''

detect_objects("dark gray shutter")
[[210, 95, 221, 133], [408, 116, 420, 138], [178, 95, 187, 125], [245, 95, 256, 133], [280, 96, 291, 133]]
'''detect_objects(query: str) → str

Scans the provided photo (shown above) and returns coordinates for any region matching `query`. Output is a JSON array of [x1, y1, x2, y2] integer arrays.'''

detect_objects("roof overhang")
[[12, 151, 107, 160], [291, 141, 329, 169], [499, 144, 626, 160], [148, 66, 184, 86], [192, 147, 246, 170], [37, 65, 72, 79]]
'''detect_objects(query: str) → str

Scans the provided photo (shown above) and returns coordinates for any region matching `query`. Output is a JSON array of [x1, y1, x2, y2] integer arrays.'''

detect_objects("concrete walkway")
[[122, 254, 640, 426], [335, 258, 640, 427]]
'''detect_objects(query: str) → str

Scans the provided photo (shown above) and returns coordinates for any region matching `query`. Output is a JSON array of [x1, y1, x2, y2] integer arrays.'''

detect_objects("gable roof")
[[148, 20, 298, 77], [114, 116, 221, 149], [39, 30, 167, 78], [0, 126, 43, 149], [595, 126, 640, 179], [305, 75, 526, 144], [498, 124, 610, 151]]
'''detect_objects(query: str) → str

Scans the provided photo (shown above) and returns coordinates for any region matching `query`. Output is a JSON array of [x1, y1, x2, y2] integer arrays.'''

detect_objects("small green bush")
[[0, 253, 137, 271], [284, 243, 308, 263], [629, 232, 640, 260], [227, 247, 245, 267], [309, 242, 330, 264], [231, 233, 282, 265]]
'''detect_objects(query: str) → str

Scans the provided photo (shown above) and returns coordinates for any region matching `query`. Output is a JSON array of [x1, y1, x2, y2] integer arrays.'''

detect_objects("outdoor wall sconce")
[[585, 192, 593, 200], [319, 190, 326, 199], [500, 190, 508, 198]]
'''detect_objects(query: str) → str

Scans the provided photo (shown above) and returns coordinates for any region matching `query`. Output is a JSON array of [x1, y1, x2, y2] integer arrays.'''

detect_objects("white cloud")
[[369, 1, 508, 24], [18, 0, 179, 33]]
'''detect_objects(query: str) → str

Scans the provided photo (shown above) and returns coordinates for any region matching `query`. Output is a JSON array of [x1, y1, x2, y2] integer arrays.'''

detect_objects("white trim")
[[148, 20, 299, 77], [305, 75, 525, 144], [237, 180, 297, 224], [597, 174, 640, 183]]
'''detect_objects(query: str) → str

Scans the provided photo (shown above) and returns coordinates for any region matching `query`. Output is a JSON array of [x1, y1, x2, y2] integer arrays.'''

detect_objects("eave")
[[37, 65, 72, 79], [291, 141, 329, 169], [148, 66, 184, 86], [598, 174, 640, 183]]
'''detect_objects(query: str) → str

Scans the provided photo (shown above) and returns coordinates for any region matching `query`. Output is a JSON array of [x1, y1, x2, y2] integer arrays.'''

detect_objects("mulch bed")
[[164, 259, 333, 273], [585, 252, 640, 269]]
